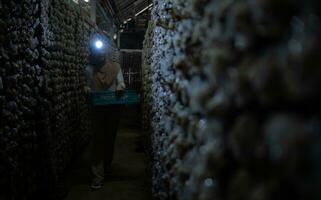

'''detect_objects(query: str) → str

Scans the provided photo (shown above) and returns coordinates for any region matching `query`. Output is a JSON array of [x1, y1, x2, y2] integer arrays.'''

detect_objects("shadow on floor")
[[62, 106, 151, 200]]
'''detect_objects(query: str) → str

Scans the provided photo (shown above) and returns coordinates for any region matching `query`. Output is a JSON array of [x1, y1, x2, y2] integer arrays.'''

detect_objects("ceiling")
[[100, 0, 151, 29]]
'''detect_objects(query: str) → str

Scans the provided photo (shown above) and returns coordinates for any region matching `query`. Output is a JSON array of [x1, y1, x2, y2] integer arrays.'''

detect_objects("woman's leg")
[[91, 106, 105, 187], [104, 105, 122, 169]]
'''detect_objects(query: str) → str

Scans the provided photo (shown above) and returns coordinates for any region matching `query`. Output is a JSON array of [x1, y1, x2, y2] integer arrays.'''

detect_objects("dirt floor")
[[62, 106, 151, 200]]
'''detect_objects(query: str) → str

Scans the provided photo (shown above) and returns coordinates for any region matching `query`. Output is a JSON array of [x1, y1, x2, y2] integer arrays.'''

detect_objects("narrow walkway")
[[63, 108, 151, 200]]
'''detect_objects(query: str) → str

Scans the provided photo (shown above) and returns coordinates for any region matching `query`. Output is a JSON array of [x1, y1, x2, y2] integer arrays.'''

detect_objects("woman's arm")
[[116, 68, 126, 91]]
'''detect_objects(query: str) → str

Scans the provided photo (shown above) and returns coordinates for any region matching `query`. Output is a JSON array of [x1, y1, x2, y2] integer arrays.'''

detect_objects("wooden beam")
[[119, 0, 149, 20]]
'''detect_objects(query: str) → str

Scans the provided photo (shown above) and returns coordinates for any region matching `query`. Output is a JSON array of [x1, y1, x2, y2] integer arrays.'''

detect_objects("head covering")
[[89, 34, 110, 70]]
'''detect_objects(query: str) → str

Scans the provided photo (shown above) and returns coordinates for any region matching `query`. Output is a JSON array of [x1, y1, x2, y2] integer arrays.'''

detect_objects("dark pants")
[[91, 105, 122, 181]]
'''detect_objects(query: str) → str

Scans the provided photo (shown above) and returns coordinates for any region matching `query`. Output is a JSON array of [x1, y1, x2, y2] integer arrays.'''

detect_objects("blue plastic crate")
[[89, 90, 140, 106]]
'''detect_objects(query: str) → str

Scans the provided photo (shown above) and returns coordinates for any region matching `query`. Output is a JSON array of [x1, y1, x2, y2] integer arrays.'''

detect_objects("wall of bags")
[[46, 0, 91, 182], [143, 0, 321, 199], [0, 0, 91, 199], [142, 22, 153, 133]]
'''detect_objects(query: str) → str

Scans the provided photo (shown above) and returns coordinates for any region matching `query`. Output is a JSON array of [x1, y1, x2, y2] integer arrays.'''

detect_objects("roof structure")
[[100, 0, 151, 28]]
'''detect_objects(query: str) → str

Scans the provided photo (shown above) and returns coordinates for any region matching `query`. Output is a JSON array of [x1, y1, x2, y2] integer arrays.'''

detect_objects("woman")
[[85, 35, 125, 189]]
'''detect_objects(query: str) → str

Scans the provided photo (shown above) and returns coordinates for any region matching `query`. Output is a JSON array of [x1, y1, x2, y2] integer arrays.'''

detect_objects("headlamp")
[[95, 40, 104, 49], [90, 35, 108, 56]]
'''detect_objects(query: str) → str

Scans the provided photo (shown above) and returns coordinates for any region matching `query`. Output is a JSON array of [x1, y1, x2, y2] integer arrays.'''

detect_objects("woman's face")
[[90, 50, 107, 67], [91, 48, 107, 63], [96, 51, 106, 62]]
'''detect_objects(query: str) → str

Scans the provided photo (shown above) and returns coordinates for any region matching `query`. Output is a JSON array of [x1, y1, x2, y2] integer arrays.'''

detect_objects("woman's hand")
[[83, 86, 91, 94], [116, 90, 124, 99]]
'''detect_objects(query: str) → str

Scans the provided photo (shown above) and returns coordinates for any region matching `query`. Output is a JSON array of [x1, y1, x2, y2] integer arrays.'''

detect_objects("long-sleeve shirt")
[[107, 68, 126, 91]]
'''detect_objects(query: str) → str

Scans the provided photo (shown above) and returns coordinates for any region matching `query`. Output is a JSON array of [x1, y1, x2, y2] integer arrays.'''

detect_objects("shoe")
[[90, 179, 103, 190]]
